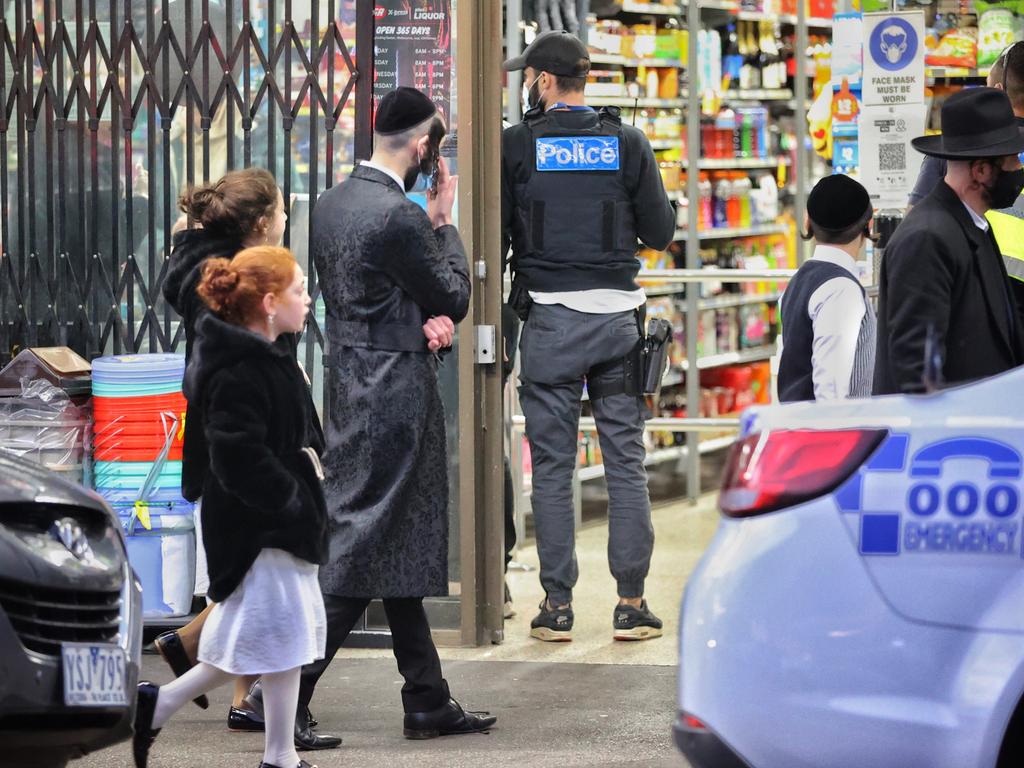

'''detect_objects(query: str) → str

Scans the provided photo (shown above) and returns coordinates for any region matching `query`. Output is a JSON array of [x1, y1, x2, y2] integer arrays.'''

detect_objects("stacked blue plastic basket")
[[91, 354, 196, 619]]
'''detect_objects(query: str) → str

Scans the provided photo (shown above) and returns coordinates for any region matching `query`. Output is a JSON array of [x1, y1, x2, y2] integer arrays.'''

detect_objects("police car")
[[675, 367, 1024, 768]]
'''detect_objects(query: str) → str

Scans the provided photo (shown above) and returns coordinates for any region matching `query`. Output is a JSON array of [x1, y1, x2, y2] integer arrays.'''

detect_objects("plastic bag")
[[0, 378, 88, 471], [926, 27, 979, 68], [978, 8, 1020, 67]]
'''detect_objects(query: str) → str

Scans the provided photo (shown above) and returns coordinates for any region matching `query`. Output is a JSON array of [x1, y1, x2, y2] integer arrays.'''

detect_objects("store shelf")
[[587, 96, 687, 108], [688, 0, 742, 10], [638, 283, 784, 307], [650, 139, 683, 150], [698, 291, 782, 310], [576, 434, 738, 482], [736, 10, 833, 27], [926, 66, 990, 79], [674, 223, 789, 241], [681, 156, 788, 170], [590, 53, 685, 68], [684, 345, 776, 371], [618, 1, 683, 15], [722, 88, 794, 102]]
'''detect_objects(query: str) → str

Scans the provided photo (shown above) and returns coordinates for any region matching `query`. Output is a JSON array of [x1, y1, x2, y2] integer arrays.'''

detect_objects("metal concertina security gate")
[[0, 0, 373, 383]]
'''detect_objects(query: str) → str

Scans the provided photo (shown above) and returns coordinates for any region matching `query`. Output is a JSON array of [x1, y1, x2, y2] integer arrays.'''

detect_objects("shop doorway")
[[0, 0, 505, 646]]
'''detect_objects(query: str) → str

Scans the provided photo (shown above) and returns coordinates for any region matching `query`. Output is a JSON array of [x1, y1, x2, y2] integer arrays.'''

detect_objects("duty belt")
[[329, 320, 427, 353]]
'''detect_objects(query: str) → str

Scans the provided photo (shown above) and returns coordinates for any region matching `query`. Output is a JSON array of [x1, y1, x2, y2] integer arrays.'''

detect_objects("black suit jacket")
[[874, 181, 1024, 395]]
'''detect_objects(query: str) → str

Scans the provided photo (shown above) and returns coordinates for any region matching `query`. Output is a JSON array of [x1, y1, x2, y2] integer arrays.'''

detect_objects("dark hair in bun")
[[197, 246, 296, 326], [178, 167, 279, 240]]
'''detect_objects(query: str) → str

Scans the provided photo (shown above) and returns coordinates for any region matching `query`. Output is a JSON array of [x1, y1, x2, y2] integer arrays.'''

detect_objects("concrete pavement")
[[76, 656, 687, 768], [75, 497, 720, 767]]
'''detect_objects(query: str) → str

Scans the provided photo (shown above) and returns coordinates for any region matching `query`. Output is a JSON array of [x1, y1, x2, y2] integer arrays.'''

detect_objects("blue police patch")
[[535, 136, 620, 172]]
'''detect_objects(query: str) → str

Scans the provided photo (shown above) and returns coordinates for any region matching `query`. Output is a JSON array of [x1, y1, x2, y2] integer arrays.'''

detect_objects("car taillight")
[[719, 429, 887, 518]]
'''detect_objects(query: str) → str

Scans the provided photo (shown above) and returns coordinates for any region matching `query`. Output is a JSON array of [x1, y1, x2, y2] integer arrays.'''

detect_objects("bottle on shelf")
[[723, 24, 743, 91], [698, 172, 714, 231], [712, 174, 731, 229]]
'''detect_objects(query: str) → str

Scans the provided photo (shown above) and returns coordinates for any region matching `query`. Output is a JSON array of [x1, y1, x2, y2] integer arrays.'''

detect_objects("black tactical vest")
[[509, 106, 640, 292]]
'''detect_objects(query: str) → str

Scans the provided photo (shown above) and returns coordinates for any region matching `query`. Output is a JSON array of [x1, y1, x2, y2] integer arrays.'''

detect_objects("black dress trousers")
[[298, 595, 450, 714]]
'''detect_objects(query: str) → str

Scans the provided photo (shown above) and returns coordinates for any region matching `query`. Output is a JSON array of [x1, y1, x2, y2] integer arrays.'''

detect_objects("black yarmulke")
[[807, 174, 872, 230], [374, 87, 437, 136]]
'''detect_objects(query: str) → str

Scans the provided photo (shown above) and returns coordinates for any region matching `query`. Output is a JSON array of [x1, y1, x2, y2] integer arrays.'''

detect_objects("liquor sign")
[[373, 0, 453, 121]]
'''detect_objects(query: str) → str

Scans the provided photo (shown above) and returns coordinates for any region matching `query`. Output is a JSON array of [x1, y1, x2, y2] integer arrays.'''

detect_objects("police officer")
[[501, 31, 675, 642]]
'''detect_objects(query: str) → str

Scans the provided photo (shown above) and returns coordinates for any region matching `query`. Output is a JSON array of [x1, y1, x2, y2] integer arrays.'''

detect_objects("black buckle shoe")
[[228, 705, 265, 732], [529, 599, 573, 642], [403, 698, 497, 740], [132, 682, 162, 768], [153, 631, 209, 710], [613, 599, 664, 641]]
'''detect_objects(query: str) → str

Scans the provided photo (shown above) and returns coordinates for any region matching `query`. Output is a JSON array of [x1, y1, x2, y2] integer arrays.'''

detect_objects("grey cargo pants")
[[519, 302, 654, 606]]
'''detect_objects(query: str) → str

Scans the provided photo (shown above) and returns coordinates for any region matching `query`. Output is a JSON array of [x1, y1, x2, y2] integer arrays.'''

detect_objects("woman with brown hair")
[[158, 168, 309, 732], [134, 247, 329, 768]]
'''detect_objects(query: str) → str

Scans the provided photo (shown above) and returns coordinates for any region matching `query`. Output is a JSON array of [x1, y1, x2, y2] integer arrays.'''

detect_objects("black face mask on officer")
[[978, 158, 1024, 209]]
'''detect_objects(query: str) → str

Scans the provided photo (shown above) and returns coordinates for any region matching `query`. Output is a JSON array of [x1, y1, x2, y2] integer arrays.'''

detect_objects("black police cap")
[[374, 87, 437, 136], [807, 174, 873, 230], [502, 31, 591, 78]]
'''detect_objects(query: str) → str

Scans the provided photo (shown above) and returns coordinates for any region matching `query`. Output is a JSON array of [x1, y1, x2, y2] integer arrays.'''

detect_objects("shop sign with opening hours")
[[862, 12, 925, 107]]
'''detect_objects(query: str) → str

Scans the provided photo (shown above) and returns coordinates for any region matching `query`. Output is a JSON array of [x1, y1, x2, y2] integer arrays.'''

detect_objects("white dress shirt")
[[529, 287, 648, 313], [802, 245, 868, 400], [359, 160, 405, 191], [963, 200, 991, 231]]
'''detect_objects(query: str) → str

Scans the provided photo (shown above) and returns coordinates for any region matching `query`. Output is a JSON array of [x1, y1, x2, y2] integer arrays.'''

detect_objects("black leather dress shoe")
[[228, 705, 265, 731], [258, 761, 318, 768], [153, 631, 209, 710], [132, 681, 162, 768], [294, 720, 342, 751], [403, 698, 497, 740]]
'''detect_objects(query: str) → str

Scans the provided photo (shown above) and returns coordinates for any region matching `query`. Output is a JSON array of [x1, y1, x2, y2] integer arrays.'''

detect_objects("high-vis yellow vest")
[[987, 207, 1024, 283]]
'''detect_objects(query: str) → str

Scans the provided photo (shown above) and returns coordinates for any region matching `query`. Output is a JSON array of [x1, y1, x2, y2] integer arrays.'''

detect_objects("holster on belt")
[[587, 307, 672, 399], [508, 273, 534, 322]]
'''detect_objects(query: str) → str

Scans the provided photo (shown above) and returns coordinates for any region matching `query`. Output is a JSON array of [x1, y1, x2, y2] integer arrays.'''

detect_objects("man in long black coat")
[[875, 88, 1024, 394], [299, 87, 496, 740]]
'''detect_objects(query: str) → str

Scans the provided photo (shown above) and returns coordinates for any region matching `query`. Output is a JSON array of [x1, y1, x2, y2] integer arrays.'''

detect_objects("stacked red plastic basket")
[[91, 353, 195, 618]]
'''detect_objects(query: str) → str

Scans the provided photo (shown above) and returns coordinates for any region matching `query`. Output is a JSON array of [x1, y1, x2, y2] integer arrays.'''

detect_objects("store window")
[[0, 0, 363, 370]]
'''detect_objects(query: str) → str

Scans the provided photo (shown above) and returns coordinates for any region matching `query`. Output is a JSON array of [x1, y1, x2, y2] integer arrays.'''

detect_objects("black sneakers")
[[530, 600, 573, 642], [613, 600, 663, 641]]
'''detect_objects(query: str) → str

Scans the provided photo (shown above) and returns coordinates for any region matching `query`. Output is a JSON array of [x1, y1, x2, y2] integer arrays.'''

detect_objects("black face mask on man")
[[981, 160, 1024, 209]]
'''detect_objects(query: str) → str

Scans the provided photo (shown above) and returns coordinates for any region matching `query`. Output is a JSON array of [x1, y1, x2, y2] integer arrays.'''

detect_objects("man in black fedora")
[[874, 87, 1024, 395]]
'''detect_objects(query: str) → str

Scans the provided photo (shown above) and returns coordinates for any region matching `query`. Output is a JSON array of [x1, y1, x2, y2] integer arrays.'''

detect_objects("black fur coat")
[[183, 312, 328, 602]]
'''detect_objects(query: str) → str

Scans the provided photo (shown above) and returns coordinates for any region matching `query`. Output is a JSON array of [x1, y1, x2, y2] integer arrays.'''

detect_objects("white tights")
[[151, 664, 302, 768]]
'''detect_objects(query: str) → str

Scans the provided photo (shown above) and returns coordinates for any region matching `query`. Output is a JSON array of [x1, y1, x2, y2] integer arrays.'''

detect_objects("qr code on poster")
[[879, 143, 906, 172]]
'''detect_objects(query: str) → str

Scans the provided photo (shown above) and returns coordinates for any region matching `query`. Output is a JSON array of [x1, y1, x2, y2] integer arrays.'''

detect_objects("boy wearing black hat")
[[875, 87, 1024, 395], [778, 174, 876, 402]]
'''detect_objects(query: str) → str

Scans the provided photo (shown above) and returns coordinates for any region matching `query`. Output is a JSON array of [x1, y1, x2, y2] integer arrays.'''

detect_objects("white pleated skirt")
[[197, 548, 327, 675]]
